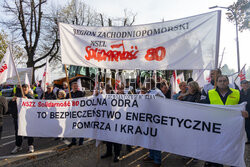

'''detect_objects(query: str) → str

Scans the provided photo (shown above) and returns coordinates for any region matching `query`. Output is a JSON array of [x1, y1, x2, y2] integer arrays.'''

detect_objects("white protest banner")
[[59, 11, 221, 70], [17, 95, 246, 166], [5, 68, 33, 85]]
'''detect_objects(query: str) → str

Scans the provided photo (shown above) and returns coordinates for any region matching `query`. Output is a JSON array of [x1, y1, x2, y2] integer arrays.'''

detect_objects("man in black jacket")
[[66, 82, 85, 147], [0, 96, 8, 139], [41, 84, 57, 99], [244, 82, 250, 143], [9, 84, 35, 154]]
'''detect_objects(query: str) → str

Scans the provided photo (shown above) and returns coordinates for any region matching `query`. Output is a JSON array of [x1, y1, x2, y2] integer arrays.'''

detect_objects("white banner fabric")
[[0, 47, 18, 84], [5, 68, 33, 85], [59, 11, 221, 70], [17, 95, 246, 166]]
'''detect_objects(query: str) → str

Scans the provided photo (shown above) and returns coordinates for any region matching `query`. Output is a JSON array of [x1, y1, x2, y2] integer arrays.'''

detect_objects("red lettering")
[[84, 41, 138, 62], [0, 64, 8, 73], [145, 47, 166, 61]]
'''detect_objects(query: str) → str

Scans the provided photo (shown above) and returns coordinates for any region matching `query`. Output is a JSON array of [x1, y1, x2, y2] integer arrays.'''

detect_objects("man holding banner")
[[143, 78, 164, 166], [203, 75, 248, 167], [10, 84, 35, 154], [66, 82, 85, 147]]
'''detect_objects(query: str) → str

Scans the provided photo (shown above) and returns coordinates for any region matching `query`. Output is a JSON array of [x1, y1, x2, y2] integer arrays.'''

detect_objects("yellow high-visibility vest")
[[33, 86, 38, 98], [208, 88, 240, 105], [13, 87, 16, 95], [0, 91, 2, 96]]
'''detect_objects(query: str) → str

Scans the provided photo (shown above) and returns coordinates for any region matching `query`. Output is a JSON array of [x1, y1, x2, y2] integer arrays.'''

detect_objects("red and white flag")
[[235, 65, 246, 89], [238, 66, 246, 81], [171, 71, 185, 97], [176, 72, 184, 85], [170, 70, 178, 96], [192, 69, 210, 88], [0, 46, 18, 85], [115, 76, 121, 92], [41, 58, 51, 92]]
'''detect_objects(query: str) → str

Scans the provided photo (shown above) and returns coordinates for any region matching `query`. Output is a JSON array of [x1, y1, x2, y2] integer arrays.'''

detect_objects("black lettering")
[[84, 121, 91, 128], [111, 99, 117, 106], [150, 128, 157, 137], [202, 121, 211, 132], [100, 122, 104, 130], [176, 118, 184, 127], [212, 123, 221, 134], [184, 119, 192, 128], [132, 99, 138, 107], [127, 125, 134, 134], [126, 112, 132, 120], [135, 126, 143, 135], [193, 120, 201, 130], [97, 32, 102, 37], [37, 112, 41, 118], [60, 112, 64, 119], [146, 113, 153, 123], [125, 99, 130, 107], [105, 123, 111, 131], [153, 115, 160, 124], [120, 124, 127, 133], [168, 117, 175, 126], [80, 100, 85, 107], [72, 122, 77, 129], [161, 116, 168, 125]]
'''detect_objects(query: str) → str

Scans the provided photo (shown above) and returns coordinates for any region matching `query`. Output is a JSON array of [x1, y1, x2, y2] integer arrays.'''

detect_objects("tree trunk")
[[26, 55, 35, 83]]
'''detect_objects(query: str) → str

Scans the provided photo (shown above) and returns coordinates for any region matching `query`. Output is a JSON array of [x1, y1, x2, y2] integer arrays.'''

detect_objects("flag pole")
[[64, 64, 72, 98], [57, 22, 71, 98], [9, 46, 25, 97], [234, 64, 246, 82], [42, 60, 47, 99]]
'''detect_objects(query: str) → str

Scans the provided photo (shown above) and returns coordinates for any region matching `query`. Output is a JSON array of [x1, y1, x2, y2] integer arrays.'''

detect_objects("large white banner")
[[60, 11, 221, 70], [17, 95, 246, 166]]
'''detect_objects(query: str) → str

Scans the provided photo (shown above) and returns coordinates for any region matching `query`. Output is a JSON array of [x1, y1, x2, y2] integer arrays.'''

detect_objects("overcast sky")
[[1, 0, 249, 80]]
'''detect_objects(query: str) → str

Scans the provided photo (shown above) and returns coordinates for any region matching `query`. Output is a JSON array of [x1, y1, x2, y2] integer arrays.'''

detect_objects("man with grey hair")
[[41, 84, 57, 100]]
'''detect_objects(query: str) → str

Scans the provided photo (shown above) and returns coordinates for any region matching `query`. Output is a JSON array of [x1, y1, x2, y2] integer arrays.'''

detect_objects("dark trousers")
[[106, 142, 121, 157], [0, 126, 2, 139], [14, 119, 34, 147], [245, 118, 250, 141], [71, 138, 84, 145], [204, 162, 223, 167]]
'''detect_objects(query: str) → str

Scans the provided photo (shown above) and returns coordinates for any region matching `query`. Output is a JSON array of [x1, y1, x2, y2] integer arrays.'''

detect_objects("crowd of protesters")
[[0, 69, 250, 167]]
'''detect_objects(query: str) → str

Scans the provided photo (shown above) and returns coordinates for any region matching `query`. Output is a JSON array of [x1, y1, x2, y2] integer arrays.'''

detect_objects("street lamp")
[[209, 5, 241, 73]]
